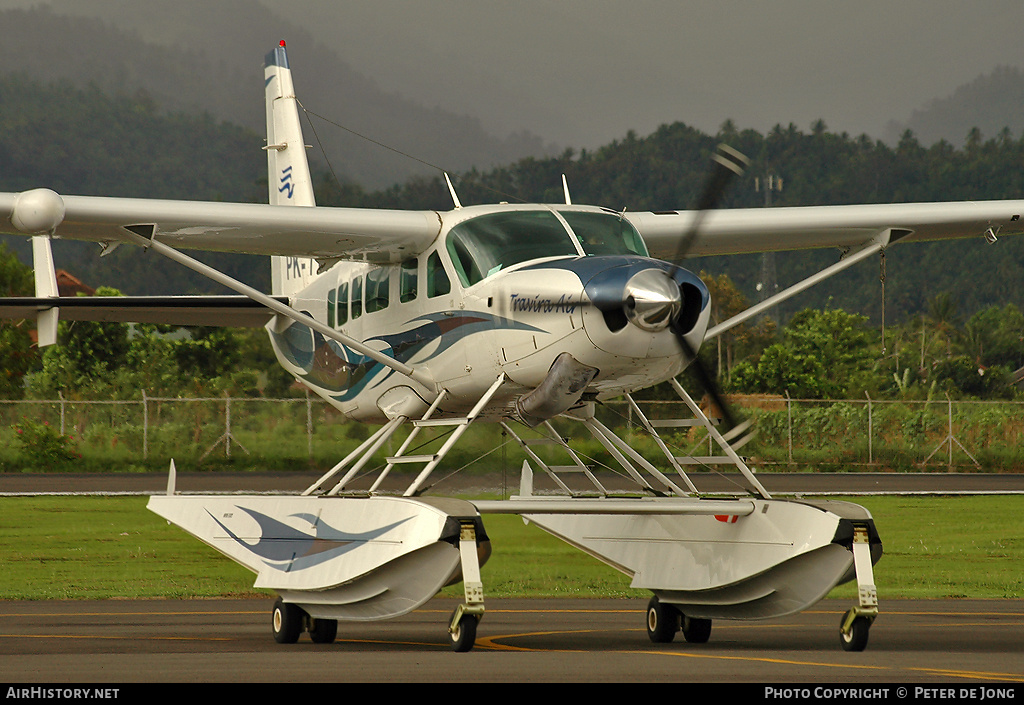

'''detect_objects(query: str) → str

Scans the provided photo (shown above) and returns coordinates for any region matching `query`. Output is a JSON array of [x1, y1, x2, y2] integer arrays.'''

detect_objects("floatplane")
[[3, 41, 1022, 652]]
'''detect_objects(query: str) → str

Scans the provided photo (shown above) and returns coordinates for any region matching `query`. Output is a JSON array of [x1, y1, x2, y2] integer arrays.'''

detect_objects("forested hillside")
[[4, 63, 1024, 322], [0, 74, 269, 293], [323, 120, 1024, 326], [4, 65, 1024, 402], [886, 65, 1024, 147], [0, 3, 555, 188]]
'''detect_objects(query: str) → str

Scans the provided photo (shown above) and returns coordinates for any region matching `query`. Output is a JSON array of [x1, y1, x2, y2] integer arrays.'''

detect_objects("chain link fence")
[[2, 392, 1023, 472]]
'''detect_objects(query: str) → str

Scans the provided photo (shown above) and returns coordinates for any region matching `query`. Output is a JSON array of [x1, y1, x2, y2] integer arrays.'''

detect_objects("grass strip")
[[0, 495, 1020, 600]]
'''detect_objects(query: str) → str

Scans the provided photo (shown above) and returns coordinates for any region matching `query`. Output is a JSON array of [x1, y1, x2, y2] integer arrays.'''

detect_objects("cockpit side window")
[[559, 211, 648, 257], [426, 251, 450, 298], [445, 211, 578, 287]]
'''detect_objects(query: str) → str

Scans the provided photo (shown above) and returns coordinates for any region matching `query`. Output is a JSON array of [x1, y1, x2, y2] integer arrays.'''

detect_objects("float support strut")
[[450, 520, 485, 630], [843, 525, 879, 632]]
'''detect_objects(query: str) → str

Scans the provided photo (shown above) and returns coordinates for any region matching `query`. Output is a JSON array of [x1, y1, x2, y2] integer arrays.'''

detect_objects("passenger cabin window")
[[559, 211, 648, 257], [400, 259, 417, 303], [446, 211, 578, 287], [327, 288, 337, 328], [336, 281, 348, 327], [365, 267, 390, 314], [351, 276, 363, 320], [427, 251, 450, 298]]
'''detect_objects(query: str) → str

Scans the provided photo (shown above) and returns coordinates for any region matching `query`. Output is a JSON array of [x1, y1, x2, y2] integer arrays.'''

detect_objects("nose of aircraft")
[[623, 268, 681, 332], [577, 258, 708, 363]]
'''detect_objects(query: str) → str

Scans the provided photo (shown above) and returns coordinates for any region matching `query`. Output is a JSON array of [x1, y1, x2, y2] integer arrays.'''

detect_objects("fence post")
[[785, 390, 793, 465], [225, 392, 232, 459], [58, 391, 65, 436], [306, 388, 313, 459], [947, 394, 953, 470], [142, 390, 149, 461], [865, 391, 873, 465]]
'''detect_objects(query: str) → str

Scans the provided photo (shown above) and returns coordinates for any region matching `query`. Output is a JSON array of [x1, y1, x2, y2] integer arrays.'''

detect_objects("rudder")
[[264, 41, 315, 296]]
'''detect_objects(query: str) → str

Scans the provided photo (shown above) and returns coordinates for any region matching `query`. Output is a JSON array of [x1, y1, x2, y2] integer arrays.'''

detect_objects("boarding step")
[[649, 418, 719, 428], [385, 454, 440, 464], [547, 465, 592, 473], [413, 417, 471, 428], [675, 456, 746, 465]]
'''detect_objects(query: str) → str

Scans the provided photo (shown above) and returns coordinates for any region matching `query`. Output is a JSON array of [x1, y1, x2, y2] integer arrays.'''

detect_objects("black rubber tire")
[[681, 615, 712, 643], [309, 618, 338, 644], [450, 611, 478, 652], [646, 595, 679, 643], [272, 598, 303, 644], [839, 609, 871, 652]]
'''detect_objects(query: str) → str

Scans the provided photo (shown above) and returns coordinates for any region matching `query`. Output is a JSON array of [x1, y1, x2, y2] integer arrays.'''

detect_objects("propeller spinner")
[[623, 268, 682, 332]]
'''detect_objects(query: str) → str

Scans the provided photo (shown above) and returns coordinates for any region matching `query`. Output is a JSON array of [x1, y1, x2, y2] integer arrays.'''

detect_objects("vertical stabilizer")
[[265, 41, 316, 296]]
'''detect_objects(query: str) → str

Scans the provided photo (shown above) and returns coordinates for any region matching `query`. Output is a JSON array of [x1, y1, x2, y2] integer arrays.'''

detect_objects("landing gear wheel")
[[450, 610, 478, 652], [309, 617, 338, 644], [682, 615, 712, 643], [839, 609, 871, 652], [646, 595, 680, 643], [272, 598, 302, 644]]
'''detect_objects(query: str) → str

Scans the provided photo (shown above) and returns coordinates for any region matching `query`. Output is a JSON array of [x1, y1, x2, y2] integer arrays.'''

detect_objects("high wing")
[[628, 200, 1024, 258], [0, 190, 441, 262], [5, 190, 1023, 264]]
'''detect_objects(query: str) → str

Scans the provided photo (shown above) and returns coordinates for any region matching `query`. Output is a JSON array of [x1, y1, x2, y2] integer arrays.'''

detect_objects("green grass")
[[0, 495, 1021, 600], [829, 495, 1024, 600]]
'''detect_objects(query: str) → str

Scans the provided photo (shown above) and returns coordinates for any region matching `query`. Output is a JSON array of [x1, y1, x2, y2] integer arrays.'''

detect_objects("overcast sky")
[[259, 0, 1024, 148], [4, 0, 1024, 150]]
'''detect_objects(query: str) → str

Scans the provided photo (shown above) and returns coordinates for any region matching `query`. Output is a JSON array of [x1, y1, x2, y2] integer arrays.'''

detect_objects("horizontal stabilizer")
[[0, 295, 285, 328]]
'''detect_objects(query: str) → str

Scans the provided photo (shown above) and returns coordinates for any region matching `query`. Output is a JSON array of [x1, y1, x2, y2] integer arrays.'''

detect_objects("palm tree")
[[927, 292, 961, 359]]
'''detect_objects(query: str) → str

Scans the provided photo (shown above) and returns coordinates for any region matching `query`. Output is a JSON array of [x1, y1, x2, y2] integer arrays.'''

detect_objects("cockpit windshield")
[[559, 211, 648, 257], [446, 210, 578, 287]]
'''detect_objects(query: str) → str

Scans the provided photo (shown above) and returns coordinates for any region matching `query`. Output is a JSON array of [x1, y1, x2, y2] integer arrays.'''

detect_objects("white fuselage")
[[266, 203, 710, 423]]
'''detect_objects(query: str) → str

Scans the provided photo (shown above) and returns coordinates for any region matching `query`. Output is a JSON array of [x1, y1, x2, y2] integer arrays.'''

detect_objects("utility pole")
[[755, 173, 783, 321]]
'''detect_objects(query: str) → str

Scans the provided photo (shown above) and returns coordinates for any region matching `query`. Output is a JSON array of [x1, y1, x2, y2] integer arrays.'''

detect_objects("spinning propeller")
[[579, 144, 750, 435], [668, 144, 750, 435]]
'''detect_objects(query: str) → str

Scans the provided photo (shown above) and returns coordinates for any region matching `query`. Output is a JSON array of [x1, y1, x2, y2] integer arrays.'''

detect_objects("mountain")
[[0, 1, 557, 189], [0, 74, 269, 294], [3, 16, 1024, 323], [885, 65, 1024, 146]]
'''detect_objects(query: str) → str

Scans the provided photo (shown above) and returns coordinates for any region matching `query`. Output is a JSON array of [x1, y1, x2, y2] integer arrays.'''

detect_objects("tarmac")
[[0, 598, 1021, 683]]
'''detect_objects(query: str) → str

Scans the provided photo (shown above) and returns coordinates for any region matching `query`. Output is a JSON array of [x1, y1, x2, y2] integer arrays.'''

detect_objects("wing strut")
[[705, 228, 906, 340], [120, 225, 437, 391], [31, 235, 59, 346]]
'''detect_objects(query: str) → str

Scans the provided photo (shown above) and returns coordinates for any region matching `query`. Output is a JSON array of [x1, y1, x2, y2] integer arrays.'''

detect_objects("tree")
[[730, 307, 876, 398], [700, 271, 776, 383], [30, 286, 130, 397], [0, 242, 37, 397]]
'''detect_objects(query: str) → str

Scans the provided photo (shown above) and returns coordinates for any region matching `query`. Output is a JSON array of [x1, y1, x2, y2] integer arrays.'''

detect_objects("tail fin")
[[264, 41, 316, 296]]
